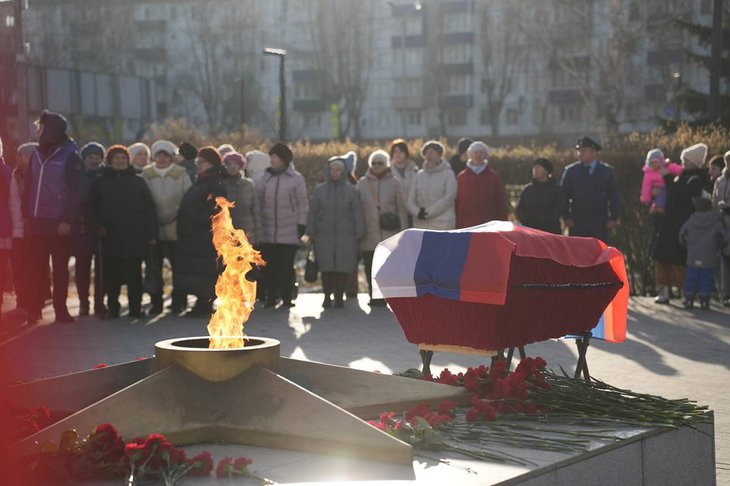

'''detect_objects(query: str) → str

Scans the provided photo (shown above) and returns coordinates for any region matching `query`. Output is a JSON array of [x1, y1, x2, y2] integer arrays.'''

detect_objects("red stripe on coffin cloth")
[[387, 255, 622, 351]]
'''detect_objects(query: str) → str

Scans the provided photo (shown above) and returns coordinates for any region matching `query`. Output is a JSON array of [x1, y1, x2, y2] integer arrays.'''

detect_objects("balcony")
[[292, 69, 324, 83], [391, 34, 426, 49], [390, 95, 424, 110], [440, 32, 475, 44], [435, 62, 473, 75], [134, 47, 167, 63], [293, 99, 326, 112], [548, 89, 583, 104], [439, 94, 473, 108], [439, 0, 472, 13]]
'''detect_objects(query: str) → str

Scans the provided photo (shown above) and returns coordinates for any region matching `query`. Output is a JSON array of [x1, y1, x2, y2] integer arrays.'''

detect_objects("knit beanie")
[[128, 142, 151, 160], [420, 140, 445, 157], [368, 149, 390, 167], [198, 146, 222, 165], [218, 144, 236, 157], [644, 148, 665, 167], [457, 138, 473, 155], [80, 142, 105, 160], [467, 141, 489, 158], [532, 157, 554, 174], [178, 142, 198, 160], [245, 150, 271, 174], [269, 143, 293, 164], [680, 143, 708, 168], [329, 151, 357, 174], [223, 151, 246, 169], [151, 139, 176, 157], [105, 144, 130, 163]]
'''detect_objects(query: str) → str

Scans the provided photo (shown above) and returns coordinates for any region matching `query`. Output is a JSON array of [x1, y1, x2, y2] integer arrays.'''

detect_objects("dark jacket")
[[449, 154, 466, 177], [679, 210, 727, 268], [516, 178, 565, 234], [0, 157, 11, 240], [174, 165, 229, 297], [560, 160, 620, 241], [654, 168, 711, 264], [27, 139, 84, 235], [179, 159, 197, 183], [91, 166, 157, 259]]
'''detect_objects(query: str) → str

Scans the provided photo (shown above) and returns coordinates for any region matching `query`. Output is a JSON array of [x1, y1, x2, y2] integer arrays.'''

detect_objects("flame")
[[207, 197, 266, 349]]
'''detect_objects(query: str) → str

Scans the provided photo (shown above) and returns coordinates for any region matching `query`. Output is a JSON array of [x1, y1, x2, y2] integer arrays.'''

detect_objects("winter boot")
[[654, 286, 670, 304], [683, 294, 695, 309], [698, 295, 710, 310]]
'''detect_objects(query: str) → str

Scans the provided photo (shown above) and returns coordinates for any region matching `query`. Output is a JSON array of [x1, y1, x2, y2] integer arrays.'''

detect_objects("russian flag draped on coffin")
[[372, 221, 628, 351]]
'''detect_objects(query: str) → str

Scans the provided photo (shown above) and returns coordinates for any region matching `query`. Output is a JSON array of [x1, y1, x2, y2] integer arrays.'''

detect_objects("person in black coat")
[[653, 143, 711, 304], [516, 158, 565, 235], [560, 137, 620, 242], [174, 146, 229, 317], [74, 142, 106, 317], [90, 145, 157, 318]]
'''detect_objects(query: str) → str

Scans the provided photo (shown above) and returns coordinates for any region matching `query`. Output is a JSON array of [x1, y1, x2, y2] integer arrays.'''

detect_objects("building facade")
[[8, 0, 723, 145]]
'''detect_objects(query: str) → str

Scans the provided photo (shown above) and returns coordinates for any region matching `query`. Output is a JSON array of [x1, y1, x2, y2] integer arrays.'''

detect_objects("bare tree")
[[478, 0, 528, 141], [308, 0, 375, 140], [532, 0, 642, 144]]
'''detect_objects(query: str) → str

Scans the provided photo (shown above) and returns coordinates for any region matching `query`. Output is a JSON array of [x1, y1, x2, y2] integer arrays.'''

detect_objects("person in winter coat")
[[0, 138, 11, 319], [709, 155, 725, 187], [679, 197, 728, 309], [223, 152, 261, 244], [407, 140, 456, 230], [90, 145, 157, 319], [560, 136, 620, 242], [245, 150, 271, 187], [257, 143, 308, 308], [653, 143, 712, 304], [516, 158, 565, 234], [9, 143, 37, 315], [640, 148, 682, 214], [73, 142, 106, 316], [26, 110, 85, 324], [711, 150, 730, 306], [449, 137, 473, 177], [389, 139, 418, 228], [177, 142, 198, 183], [356, 149, 406, 306], [141, 139, 192, 315], [307, 158, 365, 308], [128, 142, 151, 175], [174, 147, 230, 317], [455, 141, 508, 228]]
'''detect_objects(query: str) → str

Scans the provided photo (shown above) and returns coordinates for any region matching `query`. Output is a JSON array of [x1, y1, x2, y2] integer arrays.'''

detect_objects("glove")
[[298, 224, 306, 238], [417, 208, 427, 220], [245, 264, 262, 282]]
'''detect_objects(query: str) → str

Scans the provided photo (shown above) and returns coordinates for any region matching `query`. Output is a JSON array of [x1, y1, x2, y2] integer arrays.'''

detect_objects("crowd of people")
[[0, 109, 729, 325]]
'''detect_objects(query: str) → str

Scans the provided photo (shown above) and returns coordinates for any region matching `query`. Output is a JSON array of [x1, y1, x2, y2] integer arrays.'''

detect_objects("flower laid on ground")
[[384, 357, 710, 464], [17, 423, 262, 485]]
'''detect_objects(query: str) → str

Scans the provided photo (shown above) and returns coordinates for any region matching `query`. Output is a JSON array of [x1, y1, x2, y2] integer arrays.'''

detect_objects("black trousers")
[[148, 240, 185, 308], [260, 243, 298, 304], [104, 257, 143, 314], [28, 235, 71, 315], [321, 271, 348, 300], [74, 236, 104, 311], [362, 250, 385, 304]]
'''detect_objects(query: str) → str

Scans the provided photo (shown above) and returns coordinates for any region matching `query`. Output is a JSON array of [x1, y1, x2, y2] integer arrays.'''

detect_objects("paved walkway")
[[1, 294, 728, 483]]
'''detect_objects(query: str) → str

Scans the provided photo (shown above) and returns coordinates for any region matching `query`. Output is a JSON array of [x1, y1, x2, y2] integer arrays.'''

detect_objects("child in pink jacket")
[[641, 148, 682, 213]]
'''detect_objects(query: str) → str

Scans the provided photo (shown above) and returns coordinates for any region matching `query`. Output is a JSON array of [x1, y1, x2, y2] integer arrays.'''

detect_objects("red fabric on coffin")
[[387, 255, 622, 350]]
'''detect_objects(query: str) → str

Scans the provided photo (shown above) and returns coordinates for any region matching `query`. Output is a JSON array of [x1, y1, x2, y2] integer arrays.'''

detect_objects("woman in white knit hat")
[[356, 149, 407, 306], [652, 143, 712, 304], [128, 142, 152, 174]]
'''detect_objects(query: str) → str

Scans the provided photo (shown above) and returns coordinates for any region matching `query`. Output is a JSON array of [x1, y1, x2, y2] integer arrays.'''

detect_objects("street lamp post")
[[672, 72, 682, 125], [263, 47, 287, 142]]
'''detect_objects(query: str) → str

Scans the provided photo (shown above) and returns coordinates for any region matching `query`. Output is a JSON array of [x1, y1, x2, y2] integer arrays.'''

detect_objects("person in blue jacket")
[[560, 136, 620, 242]]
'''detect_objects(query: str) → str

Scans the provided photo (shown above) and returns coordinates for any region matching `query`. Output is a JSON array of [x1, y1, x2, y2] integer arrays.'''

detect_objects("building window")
[[294, 83, 319, 100], [558, 105, 581, 122], [447, 109, 467, 126], [444, 12, 471, 33], [506, 108, 519, 125], [406, 110, 422, 126], [448, 74, 472, 94], [304, 113, 321, 127], [442, 44, 472, 63]]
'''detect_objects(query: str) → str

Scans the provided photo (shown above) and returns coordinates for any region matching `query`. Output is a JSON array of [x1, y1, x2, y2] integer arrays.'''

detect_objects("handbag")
[[379, 211, 401, 231], [304, 243, 319, 283]]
